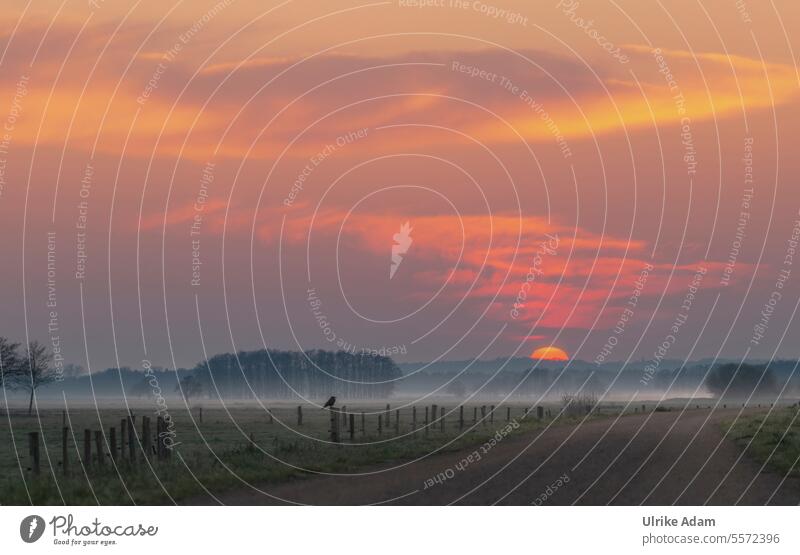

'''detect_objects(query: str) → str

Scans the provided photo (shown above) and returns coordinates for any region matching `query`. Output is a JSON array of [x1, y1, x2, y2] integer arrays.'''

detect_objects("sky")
[[0, 0, 798, 371]]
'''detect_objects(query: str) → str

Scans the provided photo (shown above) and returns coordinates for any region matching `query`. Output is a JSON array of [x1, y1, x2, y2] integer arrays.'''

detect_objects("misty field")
[[0, 400, 623, 504]]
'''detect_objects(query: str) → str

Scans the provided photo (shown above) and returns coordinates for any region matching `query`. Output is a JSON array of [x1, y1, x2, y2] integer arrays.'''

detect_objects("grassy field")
[[727, 406, 800, 479], [0, 400, 623, 505]]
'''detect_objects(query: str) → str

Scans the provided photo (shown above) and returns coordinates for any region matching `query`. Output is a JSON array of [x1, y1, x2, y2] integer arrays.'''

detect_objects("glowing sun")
[[530, 346, 569, 361]]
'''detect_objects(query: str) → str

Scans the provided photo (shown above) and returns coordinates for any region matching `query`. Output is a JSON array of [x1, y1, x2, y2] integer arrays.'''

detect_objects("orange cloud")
[[1, 15, 795, 161], [251, 207, 653, 329]]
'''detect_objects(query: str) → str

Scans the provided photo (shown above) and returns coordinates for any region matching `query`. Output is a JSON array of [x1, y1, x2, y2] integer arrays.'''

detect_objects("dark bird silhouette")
[[322, 396, 336, 409]]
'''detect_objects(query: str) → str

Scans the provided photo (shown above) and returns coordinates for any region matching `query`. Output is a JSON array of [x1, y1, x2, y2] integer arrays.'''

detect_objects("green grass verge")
[[727, 407, 800, 479]]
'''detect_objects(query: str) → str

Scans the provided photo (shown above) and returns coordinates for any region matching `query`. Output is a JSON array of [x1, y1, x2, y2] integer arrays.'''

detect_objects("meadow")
[[0, 399, 617, 505]]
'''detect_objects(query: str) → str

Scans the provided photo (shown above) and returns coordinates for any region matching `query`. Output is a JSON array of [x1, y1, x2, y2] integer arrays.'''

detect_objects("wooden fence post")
[[473, 407, 477, 424], [395, 409, 400, 434], [62, 427, 69, 475], [412, 406, 417, 429], [83, 429, 91, 468], [95, 431, 104, 467], [128, 415, 136, 463], [142, 417, 151, 458], [440, 407, 445, 431], [165, 419, 173, 461], [507, 406, 511, 421], [459, 405, 464, 429], [385, 404, 391, 427], [29, 432, 40, 476], [537, 406, 544, 419], [349, 413, 355, 440], [161, 417, 168, 460], [297, 406, 303, 425], [330, 408, 340, 443], [378, 414, 382, 435], [156, 417, 164, 460], [155, 417, 161, 460], [361, 411, 365, 435], [481, 405, 486, 425], [199, 407, 203, 423], [490, 405, 495, 423], [109, 427, 117, 462], [120, 418, 128, 460]]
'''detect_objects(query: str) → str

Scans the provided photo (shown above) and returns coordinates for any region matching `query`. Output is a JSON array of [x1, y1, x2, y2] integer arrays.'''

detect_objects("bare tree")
[[12, 341, 59, 415], [0, 337, 20, 385], [0, 338, 21, 413]]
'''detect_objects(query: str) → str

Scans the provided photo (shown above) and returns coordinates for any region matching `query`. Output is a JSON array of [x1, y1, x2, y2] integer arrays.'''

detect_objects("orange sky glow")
[[0, 0, 798, 369]]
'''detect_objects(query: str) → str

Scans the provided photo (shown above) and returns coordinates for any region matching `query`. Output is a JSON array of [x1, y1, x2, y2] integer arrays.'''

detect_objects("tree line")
[[190, 349, 401, 400], [1, 338, 402, 405]]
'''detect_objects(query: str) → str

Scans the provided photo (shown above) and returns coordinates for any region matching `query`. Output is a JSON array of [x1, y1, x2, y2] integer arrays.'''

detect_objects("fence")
[[23, 403, 558, 476]]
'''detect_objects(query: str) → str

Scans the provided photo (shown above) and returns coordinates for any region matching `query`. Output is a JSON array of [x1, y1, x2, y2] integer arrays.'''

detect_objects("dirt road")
[[191, 409, 800, 505]]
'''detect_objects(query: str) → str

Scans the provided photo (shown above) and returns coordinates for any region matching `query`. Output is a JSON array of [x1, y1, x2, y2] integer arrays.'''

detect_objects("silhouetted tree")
[[0, 337, 20, 390], [705, 363, 777, 399], [12, 341, 60, 415], [177, 375, 203, 403]]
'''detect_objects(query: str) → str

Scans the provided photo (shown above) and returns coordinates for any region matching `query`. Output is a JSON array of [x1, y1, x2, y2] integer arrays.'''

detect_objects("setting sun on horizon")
[[530, 346, 570, 361]]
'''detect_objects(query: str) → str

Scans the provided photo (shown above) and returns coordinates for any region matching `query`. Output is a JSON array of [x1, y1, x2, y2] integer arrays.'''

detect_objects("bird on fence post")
[[322, 396, 336, 409]]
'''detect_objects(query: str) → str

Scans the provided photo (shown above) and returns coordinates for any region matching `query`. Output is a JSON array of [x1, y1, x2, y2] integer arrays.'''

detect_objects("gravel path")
[[189, 408, 800, 505]]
